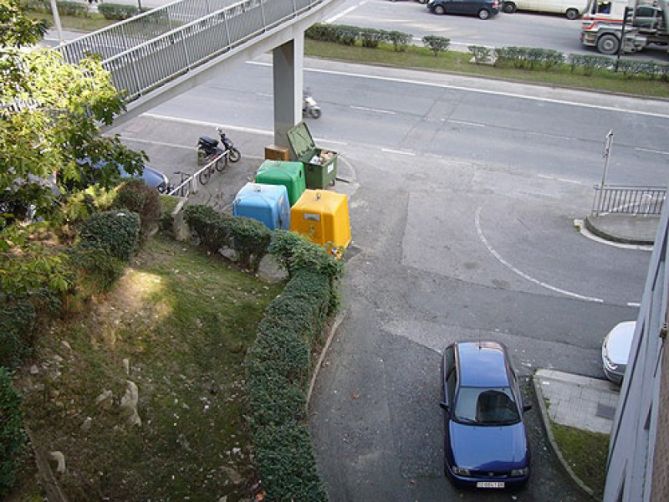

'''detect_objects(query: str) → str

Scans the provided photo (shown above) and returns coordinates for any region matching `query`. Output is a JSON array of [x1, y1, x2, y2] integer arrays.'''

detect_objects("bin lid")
[[287, 121, 316, 161]]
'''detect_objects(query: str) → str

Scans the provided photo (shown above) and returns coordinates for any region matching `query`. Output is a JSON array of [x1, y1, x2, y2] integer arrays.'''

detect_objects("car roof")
[[456, 341, 510, 388]]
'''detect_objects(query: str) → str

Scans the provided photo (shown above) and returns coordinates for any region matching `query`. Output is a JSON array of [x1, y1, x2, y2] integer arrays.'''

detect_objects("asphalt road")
[[116, 57, 669, 500], [327, 0, 669, 60]]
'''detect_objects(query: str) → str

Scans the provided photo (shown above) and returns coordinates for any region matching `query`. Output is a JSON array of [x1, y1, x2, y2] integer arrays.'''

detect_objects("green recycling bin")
[[254, 160, 306, 206], [286, 121, 338, 189]]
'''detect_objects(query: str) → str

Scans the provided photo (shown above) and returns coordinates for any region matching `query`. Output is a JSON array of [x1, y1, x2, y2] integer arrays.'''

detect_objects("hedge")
[[184, 205, 272, 271], [495, 47, 564, 70], [97, 3, 139, 21], [114, 180, 161, 241], [23, 0, 89, 17], [306, 23, 412, 52], [78, 209, 140, 262], [0, 300, 36, 369], [422, 35, 450, 56], [0, 367, 25, 497], [246, 268, 332, 499]]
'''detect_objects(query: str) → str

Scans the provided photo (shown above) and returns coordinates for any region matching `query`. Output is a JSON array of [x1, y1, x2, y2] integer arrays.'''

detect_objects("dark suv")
[[428, 0, 501, 19]]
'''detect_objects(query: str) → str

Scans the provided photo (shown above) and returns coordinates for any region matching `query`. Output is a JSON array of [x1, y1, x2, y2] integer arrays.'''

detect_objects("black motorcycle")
[[196, 128, 241, 184]]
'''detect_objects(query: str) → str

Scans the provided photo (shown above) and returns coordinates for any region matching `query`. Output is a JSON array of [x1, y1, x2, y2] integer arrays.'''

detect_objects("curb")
[[584, 215, 655, 246], [306, 308, 347, 406], [532, 375, 598, 501]]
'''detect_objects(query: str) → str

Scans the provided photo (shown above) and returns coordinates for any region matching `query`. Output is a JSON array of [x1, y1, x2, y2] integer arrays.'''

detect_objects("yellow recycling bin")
[[290, 189, 351, 256]]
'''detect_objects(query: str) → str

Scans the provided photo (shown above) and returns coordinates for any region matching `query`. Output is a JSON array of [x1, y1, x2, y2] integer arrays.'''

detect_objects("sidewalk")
[[534, 369, 619, 498], [585, 213, 659, 245]]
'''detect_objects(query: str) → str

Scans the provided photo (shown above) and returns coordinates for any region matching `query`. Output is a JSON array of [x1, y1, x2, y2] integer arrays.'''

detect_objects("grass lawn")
[[305, 40, 669, 99], [26, 11, 116, 33], [551, 422, 609, 499], [15, 235, 282, 500]]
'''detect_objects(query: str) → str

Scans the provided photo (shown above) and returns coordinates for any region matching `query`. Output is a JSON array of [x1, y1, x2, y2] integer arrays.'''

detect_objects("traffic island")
[[533, 369, 617, 500]]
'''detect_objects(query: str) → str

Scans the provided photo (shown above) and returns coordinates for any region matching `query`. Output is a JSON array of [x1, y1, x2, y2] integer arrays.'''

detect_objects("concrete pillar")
[[272, 32, 304, 151]]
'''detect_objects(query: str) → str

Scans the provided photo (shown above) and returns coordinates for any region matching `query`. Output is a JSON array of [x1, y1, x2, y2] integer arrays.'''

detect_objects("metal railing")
[[592, 185, 667, 216], [59, 0, 323, 103], [167, 153, 224, 197]]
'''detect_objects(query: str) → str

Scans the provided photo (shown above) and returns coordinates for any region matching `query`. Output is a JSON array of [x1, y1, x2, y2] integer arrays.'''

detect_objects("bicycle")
[[159, 170, 192, 197], [197, 152, 226, 186]]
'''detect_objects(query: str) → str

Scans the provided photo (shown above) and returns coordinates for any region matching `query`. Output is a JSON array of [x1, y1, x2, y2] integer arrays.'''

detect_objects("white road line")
[[141, 112, 347, 145], [325, 2, 367, 24], [350, 105, 396, 115], [245, 61, 669, 119], [627, 302, 641, 308], [449, 119, 485, 128], [381, 148, 415, 156], [537, 174, 584, 186], [475, 207, 604, 303], [635, 147, 669, 156], [118, 136, 196, 151]]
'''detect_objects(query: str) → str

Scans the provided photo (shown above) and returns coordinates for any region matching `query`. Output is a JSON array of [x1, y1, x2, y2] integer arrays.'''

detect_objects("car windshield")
[[454, 386, 520, 425]]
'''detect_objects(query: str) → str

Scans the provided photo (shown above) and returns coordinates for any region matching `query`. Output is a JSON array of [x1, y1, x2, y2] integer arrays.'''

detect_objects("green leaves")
[[0, 366, 26, 497], [0, 0, 47, 47]]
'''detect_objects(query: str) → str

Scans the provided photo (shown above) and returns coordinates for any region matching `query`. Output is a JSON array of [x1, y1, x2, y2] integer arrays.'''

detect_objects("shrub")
[[0, 367, 25, 498], [184, 205, 272, 271], [57, 0, 89, 17], [305, 23, 339, 43], [387, 30, 412, 52], [71, 246, 126, 292], [269, 230, 342, 281], [159, 195, 180, 233], [468, 45, 491, 65], [98, 3, 139, 20], [422, 35, 450, 56], [335, 24, 360, 46], [0, 301, 36, 369], [359, 27, 385, 48], [568, 54, 614, 75], [253, 423, 328, 501], [78, 209, 140, 261], [113, 180, 161, 240]]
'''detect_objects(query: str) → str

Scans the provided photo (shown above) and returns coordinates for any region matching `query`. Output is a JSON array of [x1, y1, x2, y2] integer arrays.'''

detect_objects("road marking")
[[325, 1, 367, 23], [245, 61, 669, 120], [141, 112, 348, 145], [627, 302, 641, 307], [381, 148, 415, 156], [449, 119, 485, 128], [118, 136, 196, 151], [538, 174, 585, 185], [635, 147, 669, 156], [475, 207, 604, 303], [350, 105, 396, 115]]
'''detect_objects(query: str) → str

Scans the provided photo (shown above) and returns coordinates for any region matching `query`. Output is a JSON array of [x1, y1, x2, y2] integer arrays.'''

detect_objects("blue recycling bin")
[[232, 183, 290, 230]]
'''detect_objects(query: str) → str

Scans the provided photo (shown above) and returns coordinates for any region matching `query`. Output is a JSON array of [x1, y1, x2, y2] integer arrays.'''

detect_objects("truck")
[[580, 0, 669, 54]]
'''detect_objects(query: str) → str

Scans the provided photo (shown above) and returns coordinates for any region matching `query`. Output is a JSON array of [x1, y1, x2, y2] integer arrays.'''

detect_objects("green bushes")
[[388, 30, 412, 52], [469, 45, 492, 64], [114, 180, 161, 240], [423, 35, 450, 56], [22, 0, 89, 17], [0, 368, 25, 498], [495, 47, 565, 69], [78, 209, 140, 261], [0, 301, 36, 369], [184, 205, 272, 271], [98, 3, 139, 21], [246, 268, 332, 500], [306, 23, 413, 52]]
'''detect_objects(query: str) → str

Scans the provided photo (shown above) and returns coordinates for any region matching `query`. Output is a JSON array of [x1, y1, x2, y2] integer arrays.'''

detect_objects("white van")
[[502, 0, 589, 19]]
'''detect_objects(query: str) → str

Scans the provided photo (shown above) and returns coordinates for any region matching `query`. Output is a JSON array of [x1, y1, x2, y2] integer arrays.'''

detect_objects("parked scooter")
[[197, 128, 241, 167], [303, 90, 321, 119]]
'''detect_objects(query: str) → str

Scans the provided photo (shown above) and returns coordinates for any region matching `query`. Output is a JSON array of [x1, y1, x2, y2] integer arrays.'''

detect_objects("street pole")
[[615, 7, 632, 72], [48, 0, 63, 43], [601, 129, 614, 190]]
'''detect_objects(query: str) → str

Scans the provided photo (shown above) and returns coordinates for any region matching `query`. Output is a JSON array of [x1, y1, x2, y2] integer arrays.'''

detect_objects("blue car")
[[76, 158, 169, 192], [440, 341, 531, 489]]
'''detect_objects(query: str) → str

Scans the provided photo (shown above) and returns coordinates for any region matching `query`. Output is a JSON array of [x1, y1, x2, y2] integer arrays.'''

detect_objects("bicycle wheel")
[[215, 155, 227, 172], [229, 148, 241, 163], [198, 166, 211, 185]]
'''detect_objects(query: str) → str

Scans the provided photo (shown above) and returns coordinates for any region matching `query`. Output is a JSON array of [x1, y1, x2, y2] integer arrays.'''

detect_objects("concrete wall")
[[604, 205, 669, 502]]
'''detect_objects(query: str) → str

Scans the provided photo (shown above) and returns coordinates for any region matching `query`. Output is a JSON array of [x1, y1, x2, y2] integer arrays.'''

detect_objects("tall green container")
[[254, 160, 306, 206], [287, 122, 338, 189]]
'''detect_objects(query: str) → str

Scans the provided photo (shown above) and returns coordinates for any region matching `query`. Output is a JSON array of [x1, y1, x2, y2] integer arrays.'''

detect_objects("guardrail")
[[167, 153, 224, 197], [60, 0, 323, 103], [592, 185, 667, 216]]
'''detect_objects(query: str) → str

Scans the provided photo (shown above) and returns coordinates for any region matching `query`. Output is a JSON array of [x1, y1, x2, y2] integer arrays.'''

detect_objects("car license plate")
[[476, 481, 505, 489]]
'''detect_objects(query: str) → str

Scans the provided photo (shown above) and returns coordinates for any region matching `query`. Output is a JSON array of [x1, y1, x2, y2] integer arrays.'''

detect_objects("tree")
[[0, 0, 147, 231], [422, 35, 450, 57]]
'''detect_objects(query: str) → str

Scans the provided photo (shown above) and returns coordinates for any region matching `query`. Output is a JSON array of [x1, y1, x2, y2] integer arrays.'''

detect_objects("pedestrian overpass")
[[59, 0, 344, 146]]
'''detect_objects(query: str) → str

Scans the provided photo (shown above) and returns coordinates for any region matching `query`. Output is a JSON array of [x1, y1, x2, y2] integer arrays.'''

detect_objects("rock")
[[122, 358, 130, 376], [95, 390, 113, 409], [120, 380, 141, 426], [53, 354, 64, 363], [61, 340, 72, 351], [219, 246, 239, 262], [218, 497, 228, 502], [221, 466, 242, 485], [29, 365, 39, 375], [48, 451, 66, 473], [256, 254, 289, 283], [81, 416, 92, 432], [232, 447, 241, 455]]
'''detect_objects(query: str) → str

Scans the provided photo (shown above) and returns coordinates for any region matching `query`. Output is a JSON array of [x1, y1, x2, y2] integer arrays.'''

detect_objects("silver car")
[[601, 321, 636, 384]]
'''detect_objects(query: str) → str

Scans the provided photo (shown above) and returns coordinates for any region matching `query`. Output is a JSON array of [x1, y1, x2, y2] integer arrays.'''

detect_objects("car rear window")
[[454, 387, 520, 425]]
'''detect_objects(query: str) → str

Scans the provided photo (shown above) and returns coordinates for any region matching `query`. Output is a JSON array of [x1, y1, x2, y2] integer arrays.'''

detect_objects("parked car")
[[440, 341, 531, 489], [501, 0, 588, 19], [602, 321, 636, 384], [428, 0, 501, 19], [75, 158, 169, 193]]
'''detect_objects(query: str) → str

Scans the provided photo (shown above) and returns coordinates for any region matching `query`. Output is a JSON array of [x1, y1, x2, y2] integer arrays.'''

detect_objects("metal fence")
[[59, 0, 323, 103], [592, 185, 667, 216]]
